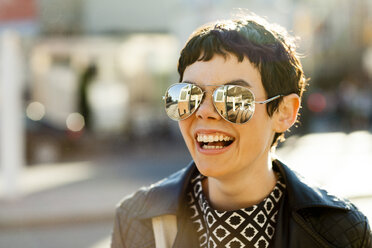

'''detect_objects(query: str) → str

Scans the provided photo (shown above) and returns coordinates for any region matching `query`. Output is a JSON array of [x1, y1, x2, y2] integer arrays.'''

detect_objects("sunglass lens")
[[213, 85, 255, 124], [164, 83, 203, 121]]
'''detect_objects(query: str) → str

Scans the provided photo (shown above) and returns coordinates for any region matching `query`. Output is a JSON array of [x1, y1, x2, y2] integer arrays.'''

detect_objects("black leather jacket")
[[111, 160, 372, 247]]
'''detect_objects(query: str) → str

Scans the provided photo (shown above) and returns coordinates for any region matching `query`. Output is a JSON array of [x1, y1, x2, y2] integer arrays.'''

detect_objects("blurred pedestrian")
[[78, 62, 97, 130], [111, 13, 371, 247]]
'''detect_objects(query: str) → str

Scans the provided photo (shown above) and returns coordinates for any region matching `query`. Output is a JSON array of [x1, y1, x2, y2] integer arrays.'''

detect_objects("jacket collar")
[[136, 161, 195, 219], [137, 159, 350, 219]]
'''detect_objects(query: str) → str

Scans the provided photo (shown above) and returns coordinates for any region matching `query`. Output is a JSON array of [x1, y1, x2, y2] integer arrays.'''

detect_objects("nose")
[[195, 91, 221, 121]]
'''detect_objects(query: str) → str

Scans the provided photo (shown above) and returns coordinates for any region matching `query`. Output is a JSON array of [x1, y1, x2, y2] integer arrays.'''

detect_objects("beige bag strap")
[[152, 215, 177, 248]]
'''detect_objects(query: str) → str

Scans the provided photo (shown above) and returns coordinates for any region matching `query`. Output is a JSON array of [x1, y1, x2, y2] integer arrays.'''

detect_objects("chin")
[[194, 158, 230, 178]]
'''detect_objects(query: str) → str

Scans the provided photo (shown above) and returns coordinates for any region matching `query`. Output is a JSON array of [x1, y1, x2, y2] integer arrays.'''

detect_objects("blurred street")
[[0, 131, 371, 248], [0, 139, 191, 248], [0, 1, 371, 247]]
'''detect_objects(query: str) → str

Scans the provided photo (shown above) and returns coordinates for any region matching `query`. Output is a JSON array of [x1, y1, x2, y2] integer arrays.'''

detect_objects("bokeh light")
[[307, 93, 327, 113], [26, 101, 45, 121], [66, 112, 85, 132]]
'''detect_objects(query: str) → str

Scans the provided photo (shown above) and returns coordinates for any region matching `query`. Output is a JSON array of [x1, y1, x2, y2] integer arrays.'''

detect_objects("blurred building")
[[0, 0, 39, 34], [0, 0, 371, 164]]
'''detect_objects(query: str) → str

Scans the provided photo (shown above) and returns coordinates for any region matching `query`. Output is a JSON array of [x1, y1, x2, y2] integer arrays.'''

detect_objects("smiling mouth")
[[196, 133, 235, 149]]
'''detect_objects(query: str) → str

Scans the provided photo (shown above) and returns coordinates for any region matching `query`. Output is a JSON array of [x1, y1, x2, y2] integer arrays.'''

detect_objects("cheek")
[[178, 119, 193, 145], [237, 111, 274, 149], [252, 105, 273, 129]]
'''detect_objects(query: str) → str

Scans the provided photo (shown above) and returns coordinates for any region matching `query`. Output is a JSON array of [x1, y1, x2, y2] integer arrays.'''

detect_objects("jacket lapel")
[[136, 161, 196, 219], [134, 161, 200, 247], [272, 196, 290, 248], [272, 160, 351, 247]]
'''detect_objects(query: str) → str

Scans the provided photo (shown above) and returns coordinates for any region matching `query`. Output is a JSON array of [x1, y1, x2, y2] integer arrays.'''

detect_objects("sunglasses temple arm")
[[256, 95, 283, 104]]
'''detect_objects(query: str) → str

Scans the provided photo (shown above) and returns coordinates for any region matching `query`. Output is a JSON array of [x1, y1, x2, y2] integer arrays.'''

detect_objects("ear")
[[272, 94, 300, 133]]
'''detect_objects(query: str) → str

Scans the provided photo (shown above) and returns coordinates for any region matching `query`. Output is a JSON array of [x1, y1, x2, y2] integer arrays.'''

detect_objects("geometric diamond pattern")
[[208, 238, 217, 248], [241, 223, 258, 241], [227, 237, 244, 248], [205, 212, 217, 227], [270, 212, 278, 223], [190, 205, 199, 218], [264, 198, 274, 215], [212, 225, 230, 241], [227, 212, 245, 229], [265, 223, 275, 239], [187, 171, 286, 248], [194, 219, 204, 232], [199, 233, 208, 246], [254, 236, 268, 248], [253, 210, 267, 228], [194, 181, 203, 196]]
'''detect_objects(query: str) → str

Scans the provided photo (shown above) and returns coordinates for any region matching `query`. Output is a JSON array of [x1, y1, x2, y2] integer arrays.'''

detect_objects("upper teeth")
[[197, 133, 234, 142]]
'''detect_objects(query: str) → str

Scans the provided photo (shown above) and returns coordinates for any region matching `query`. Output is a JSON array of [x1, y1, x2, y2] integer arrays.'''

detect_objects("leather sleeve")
[[111, 207, 126, 248], [300, 206, 371, 248], [110, 190, 155, 248], [362, 216, 372, 248]]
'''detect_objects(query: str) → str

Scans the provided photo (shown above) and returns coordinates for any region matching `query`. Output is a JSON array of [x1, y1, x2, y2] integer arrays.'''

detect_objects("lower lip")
[[196, 141, 234, 155]]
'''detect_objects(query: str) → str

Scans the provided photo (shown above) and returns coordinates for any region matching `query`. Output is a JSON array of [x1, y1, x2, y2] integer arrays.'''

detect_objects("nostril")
[[195, 98, 220, 120], [196, 105, 219, 120]]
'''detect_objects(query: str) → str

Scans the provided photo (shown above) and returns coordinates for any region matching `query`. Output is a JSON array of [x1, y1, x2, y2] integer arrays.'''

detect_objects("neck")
[[202, 154, 277, 211]]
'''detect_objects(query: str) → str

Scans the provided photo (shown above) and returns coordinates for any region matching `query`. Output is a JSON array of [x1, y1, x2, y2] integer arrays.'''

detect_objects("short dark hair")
[[177, 15, 308, 146]]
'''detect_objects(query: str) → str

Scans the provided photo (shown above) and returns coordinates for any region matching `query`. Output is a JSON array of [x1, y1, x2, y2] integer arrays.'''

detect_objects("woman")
[[111, 15, 371, 248]]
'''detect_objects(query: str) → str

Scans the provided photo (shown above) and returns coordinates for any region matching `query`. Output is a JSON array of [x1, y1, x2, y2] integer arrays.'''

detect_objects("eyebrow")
[[225, 79, 251, 87], [182, 79, 252, 88]]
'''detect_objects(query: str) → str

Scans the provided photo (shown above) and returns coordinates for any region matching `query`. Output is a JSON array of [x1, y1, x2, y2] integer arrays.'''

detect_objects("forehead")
[[182, 54, 263, 91]]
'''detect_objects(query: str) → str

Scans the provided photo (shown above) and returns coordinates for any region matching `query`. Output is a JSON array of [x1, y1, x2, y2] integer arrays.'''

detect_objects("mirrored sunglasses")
[[163, 83, 282, 124]]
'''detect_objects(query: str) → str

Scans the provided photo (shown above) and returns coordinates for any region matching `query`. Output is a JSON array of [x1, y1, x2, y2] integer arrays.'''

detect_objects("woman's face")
[[178, 54, 276, 179]]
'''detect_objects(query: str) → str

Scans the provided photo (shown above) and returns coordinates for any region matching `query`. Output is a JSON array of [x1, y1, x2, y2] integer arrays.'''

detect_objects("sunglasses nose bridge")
[[195, 89, 221, 121]]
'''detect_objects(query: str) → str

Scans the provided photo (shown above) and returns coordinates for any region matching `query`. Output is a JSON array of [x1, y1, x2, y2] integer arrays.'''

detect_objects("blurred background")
[[0, 0, 371, 247]]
